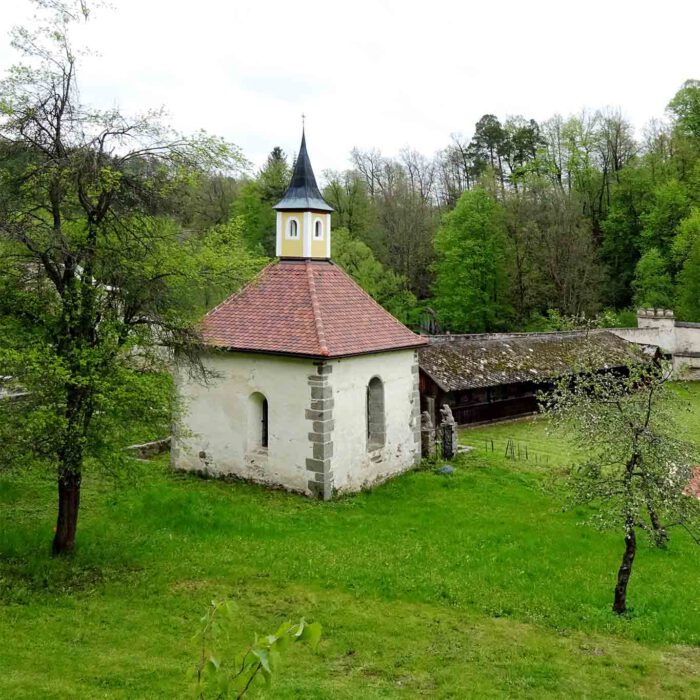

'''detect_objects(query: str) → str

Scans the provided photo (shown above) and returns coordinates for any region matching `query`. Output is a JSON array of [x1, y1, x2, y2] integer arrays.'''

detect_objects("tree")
[[632, 249, 674, 308], [526, 187, 602, 318], [600, 165, 651, 308], [676, 235, 700, 322], [0, 1, 259, 554], [501, 116, 543, 188], [668, 79, 700, 141], [323, 170, 373, 241], [258, 146, 290, 204], [350, 148, 438, 297], [432, 189, 511, 332], [671, 207, 700, 267], [231, 179, 275, 254], [174, 174, 242, 231], [231, 148, 290, 256], [544, 356, 699, 614], [331, 228, 416, 324], [640, 179, 690, 256]]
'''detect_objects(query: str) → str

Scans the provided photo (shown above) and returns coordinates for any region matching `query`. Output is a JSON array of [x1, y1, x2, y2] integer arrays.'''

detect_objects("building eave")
[[201, 342, 427, 361]]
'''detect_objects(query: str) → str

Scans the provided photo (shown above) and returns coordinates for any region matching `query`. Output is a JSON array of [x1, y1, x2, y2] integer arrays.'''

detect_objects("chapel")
[[172, 130, 427, 499]]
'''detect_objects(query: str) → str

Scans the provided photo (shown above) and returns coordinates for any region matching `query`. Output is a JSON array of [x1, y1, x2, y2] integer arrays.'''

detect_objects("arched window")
[[288, 218, 298, 239], [248, 392, 269, 450], [261, 398, 269, 448], [314, 219, 323, 239], [366, 377, 385, 451]]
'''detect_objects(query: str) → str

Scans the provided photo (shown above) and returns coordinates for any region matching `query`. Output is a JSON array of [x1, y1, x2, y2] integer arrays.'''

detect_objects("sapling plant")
[[192, 599, 322, 699]]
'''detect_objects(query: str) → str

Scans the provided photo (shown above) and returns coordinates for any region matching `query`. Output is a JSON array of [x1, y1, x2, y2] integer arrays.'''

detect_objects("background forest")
[[39, 78, 700, 334]]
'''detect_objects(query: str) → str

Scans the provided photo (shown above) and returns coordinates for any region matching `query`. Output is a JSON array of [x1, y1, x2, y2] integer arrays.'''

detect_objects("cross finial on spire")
[[301, 113, 306, 131]]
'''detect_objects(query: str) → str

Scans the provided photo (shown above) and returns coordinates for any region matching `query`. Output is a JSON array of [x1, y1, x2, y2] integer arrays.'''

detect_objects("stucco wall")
[[329, 349, 420, 493], [173, 348, 421, 497], [607, 312, 700, 380], [172, 352, 315, 494], [675, 325, 700, 355], [673, 354, 700, 379], [607, 326, 677, 352]]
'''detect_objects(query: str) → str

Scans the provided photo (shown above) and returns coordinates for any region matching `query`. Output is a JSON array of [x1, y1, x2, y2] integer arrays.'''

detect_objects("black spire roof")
[[273, 131, 333, 212]]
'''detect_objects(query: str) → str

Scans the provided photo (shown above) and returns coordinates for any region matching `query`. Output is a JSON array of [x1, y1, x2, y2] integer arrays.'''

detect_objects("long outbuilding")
[[418, 330, 657, 426]]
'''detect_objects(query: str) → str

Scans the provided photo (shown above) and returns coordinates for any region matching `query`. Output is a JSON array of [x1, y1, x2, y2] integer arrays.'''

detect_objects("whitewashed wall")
[[173, 348, 421, 497], [172, 352, 314, 494], [608, 326, 678, 352], [608, 312, 700, 380], [329, 349, 420, 493], [608, 325, 700, 357]]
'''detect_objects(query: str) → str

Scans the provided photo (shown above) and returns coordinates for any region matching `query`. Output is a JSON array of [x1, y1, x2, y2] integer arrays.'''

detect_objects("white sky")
[[0, 0, 698, 175]]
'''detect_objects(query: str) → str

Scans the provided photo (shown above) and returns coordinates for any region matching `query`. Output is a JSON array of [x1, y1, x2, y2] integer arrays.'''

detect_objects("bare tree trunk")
[[613, 519, 636, 614], [52, 467, 81, 556]]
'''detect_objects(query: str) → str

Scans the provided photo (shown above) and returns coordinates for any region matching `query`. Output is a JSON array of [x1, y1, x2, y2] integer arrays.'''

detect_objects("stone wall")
[[607, 309, 700, 379]]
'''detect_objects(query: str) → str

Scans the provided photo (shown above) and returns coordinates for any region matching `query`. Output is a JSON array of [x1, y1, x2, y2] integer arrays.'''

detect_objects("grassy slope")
[[1, 384, 699, 698]]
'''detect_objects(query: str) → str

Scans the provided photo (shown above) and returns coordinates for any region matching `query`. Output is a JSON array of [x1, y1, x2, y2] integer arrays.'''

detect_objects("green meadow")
[[1, 384, 699, 698]]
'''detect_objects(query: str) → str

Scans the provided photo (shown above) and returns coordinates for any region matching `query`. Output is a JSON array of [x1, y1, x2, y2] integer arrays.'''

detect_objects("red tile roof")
[[201, 260, 427, 358], [686, 467, 700, 499]]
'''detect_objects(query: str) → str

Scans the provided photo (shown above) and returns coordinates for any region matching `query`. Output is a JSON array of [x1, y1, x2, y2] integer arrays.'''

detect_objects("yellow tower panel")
[[310, 214, 329, 259], [279, 212, 304, 257]]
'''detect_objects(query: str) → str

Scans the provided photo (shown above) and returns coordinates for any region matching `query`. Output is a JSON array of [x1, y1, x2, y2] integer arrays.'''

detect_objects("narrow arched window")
[[314, 219, 323, 239], [249, 392, 269, 451], [289, 219, 298, 238], [261, 398, 268, 448], [367, 377, 385, 451]]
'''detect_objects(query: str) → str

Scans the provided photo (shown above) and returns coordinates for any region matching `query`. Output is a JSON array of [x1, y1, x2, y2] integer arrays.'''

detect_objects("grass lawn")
[[1, 384, 699, 698]]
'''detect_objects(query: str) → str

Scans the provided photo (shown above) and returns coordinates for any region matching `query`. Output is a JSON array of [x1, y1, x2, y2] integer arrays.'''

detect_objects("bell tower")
[[273, 130, 333, 260]]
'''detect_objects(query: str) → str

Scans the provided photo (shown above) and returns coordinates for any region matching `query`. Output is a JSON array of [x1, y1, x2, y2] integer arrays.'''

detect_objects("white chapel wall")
[[329, 349, 420, 493], [172, 352, 314, 494]]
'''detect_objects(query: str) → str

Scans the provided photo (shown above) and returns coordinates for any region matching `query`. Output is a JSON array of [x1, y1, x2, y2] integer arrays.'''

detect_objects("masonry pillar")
[[305, 361, 334, 500], [411, 351, 422, 463]]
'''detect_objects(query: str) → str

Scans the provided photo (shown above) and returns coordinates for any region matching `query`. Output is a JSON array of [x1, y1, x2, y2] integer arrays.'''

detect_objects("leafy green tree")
[[433, 189, 511, 332], [600, 166, 652, 307], [640, 180, 690, 256], [323, 170, 373, 240], [668, 79, 700, 141], [332, 228, 416, 324], [501, 116, 543, 187], [676, 235, 700, 322], [0, 1, 258, 554], [231, 179, 275, 254], [632, 248, 674, 308], [232, 148, 290, 256], [544, 357, 699, 614], [258, 146, 291, 204], [671, 207, 700, 266]]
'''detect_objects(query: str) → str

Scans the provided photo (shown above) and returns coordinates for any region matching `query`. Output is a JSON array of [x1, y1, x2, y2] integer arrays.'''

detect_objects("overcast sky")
[[1, 0, 698, 176]]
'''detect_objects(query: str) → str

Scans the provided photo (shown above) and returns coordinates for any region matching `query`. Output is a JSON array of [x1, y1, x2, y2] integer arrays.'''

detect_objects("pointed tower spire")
[[274, 130, 333, 212], [274, 129, 333, 260]]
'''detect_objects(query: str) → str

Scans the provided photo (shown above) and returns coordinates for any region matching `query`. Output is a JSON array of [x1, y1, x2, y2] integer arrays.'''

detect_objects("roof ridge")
[[306, 261, 329, 357]]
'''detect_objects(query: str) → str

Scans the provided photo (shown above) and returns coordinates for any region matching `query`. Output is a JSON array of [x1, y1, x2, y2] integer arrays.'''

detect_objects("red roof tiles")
[[201, 260, 426, 358], [686, 467, 700, 499]]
